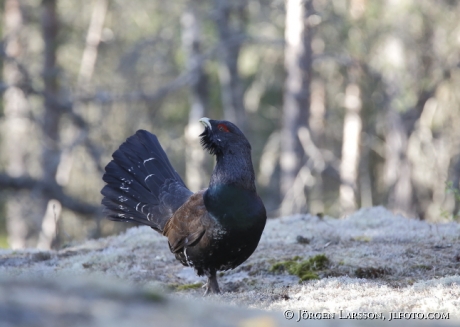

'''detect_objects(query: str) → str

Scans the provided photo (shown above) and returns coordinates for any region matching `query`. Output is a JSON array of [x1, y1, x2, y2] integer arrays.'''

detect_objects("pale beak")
[[199, 117, 212, 130]]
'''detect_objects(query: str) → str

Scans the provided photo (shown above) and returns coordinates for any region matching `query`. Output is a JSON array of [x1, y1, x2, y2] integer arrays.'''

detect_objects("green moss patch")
[[175, 283, 204, 291], [270, 254, 329, 281]]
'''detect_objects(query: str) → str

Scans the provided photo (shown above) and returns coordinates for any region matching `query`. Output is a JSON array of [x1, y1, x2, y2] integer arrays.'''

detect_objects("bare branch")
[[0, 174, 101, 215]]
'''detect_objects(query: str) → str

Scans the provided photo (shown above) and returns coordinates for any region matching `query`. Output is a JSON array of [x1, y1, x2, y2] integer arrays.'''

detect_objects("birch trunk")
[[280, 0, 313, 215], [182, 3, 208, 192], [339, 84, 362, 216]]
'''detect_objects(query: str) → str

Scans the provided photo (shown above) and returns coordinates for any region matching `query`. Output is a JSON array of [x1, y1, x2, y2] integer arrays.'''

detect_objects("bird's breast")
[[203, 184, 266, 229]]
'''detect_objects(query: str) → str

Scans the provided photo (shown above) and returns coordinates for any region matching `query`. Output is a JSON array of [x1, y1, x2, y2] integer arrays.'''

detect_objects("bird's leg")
[[203, 270, 220, 295]]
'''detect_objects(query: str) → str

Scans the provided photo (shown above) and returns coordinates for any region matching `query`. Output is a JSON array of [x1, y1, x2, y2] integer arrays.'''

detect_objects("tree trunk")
[[39, 0, 62, 249], [2, 0, 31, 249], [214, 0, 246, 131], [77, 0, 108, 87], [280, 0, 313, 215], [384, 110, 414, 216], [56, 0, 108, 240], [451, 156, 460, 217], [309, 80, 326, 214], [182, 3, 208, 192], [359, 132, 373, 209], [339, 84, 362, 216]]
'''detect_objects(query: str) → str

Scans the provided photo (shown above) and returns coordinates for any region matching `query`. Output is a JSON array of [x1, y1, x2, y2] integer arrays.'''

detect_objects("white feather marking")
[[184, 248, 193, 267], [136, 202, 141, 211], [143, 158, 155, 164], [145, 174, 154, 182]]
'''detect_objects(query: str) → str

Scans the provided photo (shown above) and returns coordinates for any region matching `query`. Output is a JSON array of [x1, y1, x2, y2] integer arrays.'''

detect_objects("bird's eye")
[[217, 124, 229, 132]]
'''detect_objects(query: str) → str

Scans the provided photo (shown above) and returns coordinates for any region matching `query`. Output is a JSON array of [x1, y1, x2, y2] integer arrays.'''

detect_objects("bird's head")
[[199, 117, 251, 156]]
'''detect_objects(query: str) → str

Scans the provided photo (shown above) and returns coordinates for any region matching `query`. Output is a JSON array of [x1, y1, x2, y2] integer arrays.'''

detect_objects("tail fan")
[[101, 130, 192, 232]]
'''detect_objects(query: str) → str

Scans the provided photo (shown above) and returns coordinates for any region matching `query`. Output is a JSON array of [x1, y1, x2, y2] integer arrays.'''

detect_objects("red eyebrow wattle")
[[217, 124, 229, 132]]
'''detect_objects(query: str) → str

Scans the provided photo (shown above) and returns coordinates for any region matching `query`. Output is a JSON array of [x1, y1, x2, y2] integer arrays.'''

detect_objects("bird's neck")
[[209, 148, 256, 192], [204, 147, 261, 227]]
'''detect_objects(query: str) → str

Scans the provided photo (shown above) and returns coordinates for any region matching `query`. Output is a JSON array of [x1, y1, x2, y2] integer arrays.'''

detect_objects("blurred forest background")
[[1, 0, 460, 250]]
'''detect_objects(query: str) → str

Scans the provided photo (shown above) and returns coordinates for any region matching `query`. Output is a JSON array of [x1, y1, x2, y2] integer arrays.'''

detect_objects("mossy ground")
[[269, 254, 329, 281], [1, 207, 459, 317]]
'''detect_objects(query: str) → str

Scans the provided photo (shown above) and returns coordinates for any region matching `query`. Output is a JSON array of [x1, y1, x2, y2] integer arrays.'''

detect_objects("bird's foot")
[[203, 274, 220, 296]]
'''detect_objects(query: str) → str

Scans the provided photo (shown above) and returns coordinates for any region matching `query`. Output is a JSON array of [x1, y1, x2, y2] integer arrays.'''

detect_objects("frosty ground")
[[0, 206, 459, 326]]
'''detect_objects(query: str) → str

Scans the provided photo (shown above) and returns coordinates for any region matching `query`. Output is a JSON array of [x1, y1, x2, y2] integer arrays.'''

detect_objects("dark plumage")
[[101, 118, 266, 294]]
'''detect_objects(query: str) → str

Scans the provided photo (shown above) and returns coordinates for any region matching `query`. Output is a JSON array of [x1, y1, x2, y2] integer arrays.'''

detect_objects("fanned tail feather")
[[101, 130, 192, 232]]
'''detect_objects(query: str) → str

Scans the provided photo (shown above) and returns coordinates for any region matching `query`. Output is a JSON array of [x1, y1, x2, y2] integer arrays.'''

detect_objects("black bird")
[[101, 118, 266, 294]]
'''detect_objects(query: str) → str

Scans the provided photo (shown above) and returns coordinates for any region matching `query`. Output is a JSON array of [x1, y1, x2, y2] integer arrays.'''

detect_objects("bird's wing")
[[163, 190, 211, 253]]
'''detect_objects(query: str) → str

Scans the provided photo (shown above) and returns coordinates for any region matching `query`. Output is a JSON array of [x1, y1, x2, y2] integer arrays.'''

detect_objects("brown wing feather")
[[163, 190, 210, 253]]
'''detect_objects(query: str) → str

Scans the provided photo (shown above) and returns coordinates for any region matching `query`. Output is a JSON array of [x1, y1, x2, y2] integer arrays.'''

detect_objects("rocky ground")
[[1, 207, 459, 326]]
